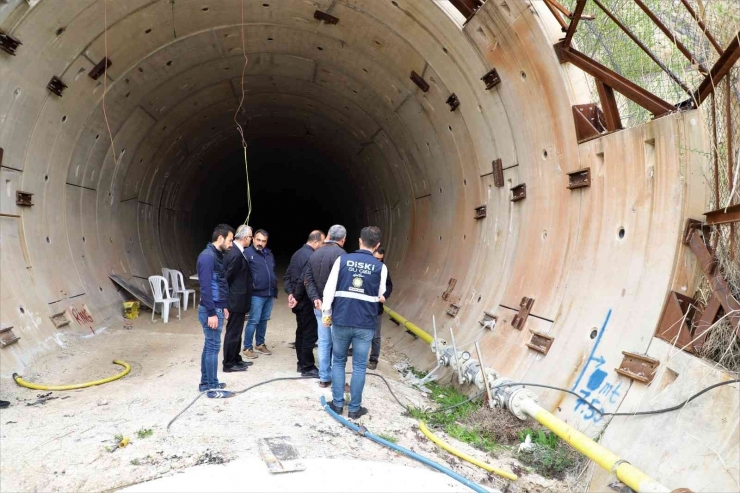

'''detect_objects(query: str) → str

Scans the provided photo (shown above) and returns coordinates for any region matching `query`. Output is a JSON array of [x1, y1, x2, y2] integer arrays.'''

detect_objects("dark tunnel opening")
[[192, 139, 364, 263]]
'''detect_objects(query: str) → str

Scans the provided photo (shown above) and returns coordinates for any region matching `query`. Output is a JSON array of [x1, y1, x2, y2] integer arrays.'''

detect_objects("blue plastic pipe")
[[320, 397, 489, 493]]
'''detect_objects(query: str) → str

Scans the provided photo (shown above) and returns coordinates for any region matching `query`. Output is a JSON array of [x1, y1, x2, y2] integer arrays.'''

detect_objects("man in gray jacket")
[[304, 224, 346, 388]]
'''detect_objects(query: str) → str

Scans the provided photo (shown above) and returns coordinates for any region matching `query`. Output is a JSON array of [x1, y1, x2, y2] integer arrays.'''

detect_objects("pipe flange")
[[507, 387, 539, 421]]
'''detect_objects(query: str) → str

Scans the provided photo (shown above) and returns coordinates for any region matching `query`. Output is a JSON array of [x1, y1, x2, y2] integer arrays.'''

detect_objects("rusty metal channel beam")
[[556, 42, 675, 116], [448, 0, 482, 19], [693, 32, 740, 105], [595, 81, 622, 131], [704, 204, 740, 225], [563, 0, 588, 47]]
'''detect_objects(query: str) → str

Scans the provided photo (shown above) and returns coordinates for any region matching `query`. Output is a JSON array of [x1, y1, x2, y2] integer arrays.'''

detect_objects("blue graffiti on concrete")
[[570, 309, 622, 422]]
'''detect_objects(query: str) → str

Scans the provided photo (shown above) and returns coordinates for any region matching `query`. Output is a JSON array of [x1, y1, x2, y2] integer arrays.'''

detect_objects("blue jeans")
[[244, 296, 274, 349], [331, 325, 374, 413], [315, 308, 332, 382], [199, 306, 224, 389]]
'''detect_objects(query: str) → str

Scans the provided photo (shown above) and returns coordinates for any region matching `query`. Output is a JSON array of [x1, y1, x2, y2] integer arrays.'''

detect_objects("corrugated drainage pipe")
[[419, 421, 518, 481], [320, 396, 490, 493], [384, 306, 434, 345]]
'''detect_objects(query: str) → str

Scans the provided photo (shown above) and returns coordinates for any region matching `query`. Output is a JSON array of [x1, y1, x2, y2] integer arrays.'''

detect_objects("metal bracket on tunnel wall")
[[0, 324, 20, 348], [479, 311, 497, 330], [481, 68, 501, 90], [614, 351, 660, 384], [446, 303, 460, 317], [50, 312, 71, 329], [313, 10, 339, 24], [88, 57, 112, 80], [572, 104, 606, 143], [446, 93, 460, 111], [15, 191, 33, 207], [526, 331, 554, 355], [474, 205, 487, 219], [492, 159, 504, 187], [567, 168, 591, 189], [441, 278, 457, 301], [510, 184, 526, 202], [47, 76, 67, 97], [511, 297, 535, 330], [410, 71, 429, 92], [0, 31, 22, 55]]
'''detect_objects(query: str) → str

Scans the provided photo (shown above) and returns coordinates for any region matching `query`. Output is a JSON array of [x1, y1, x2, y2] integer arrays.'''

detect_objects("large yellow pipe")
[[519, 399, 670, 493], [384, 306, 434, 345], [419, 421, 518, 481], [13, 360, 131, 391]]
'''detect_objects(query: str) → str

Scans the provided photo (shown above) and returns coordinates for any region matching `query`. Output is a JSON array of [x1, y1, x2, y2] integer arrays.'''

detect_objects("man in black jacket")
[[304, 224, 347, 387], [285, 230, 325, 377], [222, 224, 254, 372], [368, 247, 393, 370], [242, 229, 278, 359]]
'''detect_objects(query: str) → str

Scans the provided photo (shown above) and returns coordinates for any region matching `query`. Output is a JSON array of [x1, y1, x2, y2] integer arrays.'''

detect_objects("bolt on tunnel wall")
[[0, 0, 737, 491]]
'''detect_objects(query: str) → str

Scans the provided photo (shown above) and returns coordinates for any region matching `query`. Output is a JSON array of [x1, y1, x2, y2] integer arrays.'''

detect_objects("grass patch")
[[136, 427, 153, 439], [377, 433, 398, 444], [114, 433, 123, 443], [130, 459, 140, 466], [517, 428, 578, 478]]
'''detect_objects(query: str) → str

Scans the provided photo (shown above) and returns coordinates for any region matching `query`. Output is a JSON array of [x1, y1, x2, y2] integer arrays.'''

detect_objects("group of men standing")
[[196, 222, 392, 418], [196, 224, 277, 397]]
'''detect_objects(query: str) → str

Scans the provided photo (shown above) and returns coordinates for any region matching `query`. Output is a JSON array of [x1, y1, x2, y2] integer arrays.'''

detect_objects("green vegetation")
[[136, 427, 153, 439], [130, 459, 140, 466], [377, 433, 398, 444], [517, 428, 577, 478], [114, 433, 123, 443]]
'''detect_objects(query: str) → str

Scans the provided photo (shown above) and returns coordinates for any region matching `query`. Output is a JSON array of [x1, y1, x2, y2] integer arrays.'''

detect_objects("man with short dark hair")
[[368, 247, 393, 370], [222, 224, 254, 373], [322, 226, 387, 419], [242, 229, 277, 359], [304, 224, 347, 388], [197, 223, 235, 398], [285, 230, 325, 377]]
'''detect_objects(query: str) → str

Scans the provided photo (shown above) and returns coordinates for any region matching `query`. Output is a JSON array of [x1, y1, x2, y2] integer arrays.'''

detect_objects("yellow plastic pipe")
[[384, 306, 434, 345], [519, 399, 669, 493], [419, 421, 518, 481], [13, 360, 131, 391]]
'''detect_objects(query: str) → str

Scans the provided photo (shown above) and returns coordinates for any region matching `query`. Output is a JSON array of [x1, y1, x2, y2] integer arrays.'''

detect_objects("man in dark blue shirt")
[[242, 229, 278, 359], [196, 224, 234, 397]]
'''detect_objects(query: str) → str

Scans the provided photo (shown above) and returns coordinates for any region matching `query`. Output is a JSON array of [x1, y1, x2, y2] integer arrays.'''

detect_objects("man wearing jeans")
[[304, 225, 346, 388], [242, 229, 277, 359], [322, 226, 387, 419], [368, 247, 393, 370], [197, 224, 234, 398]]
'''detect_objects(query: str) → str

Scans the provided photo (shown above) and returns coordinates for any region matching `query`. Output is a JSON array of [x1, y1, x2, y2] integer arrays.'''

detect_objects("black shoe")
[[301, 368, 319, 378], [348, 407, 368, 419], [288, 341, 296, 348], [297, 363, 301, 373], [347, 348, 353, 357], [327, 401, 343, 414], [237, 360, 253, 367], [368, 359, 378, 370], [0, 400, 9, 409], [223, 365, 248, 373]]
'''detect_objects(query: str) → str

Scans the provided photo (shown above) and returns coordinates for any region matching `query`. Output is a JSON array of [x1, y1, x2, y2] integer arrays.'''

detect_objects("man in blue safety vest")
[[321, 226, 388, 419]]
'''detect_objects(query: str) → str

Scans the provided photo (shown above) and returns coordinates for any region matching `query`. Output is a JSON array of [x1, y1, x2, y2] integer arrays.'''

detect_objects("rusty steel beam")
[[543, 0, 569, 31], [684, 224, 740, 332], [712, 95, 720, 212], [632, 0, 708, 74], [704, 204, 740, 225], [556, 42, 675, 116], [448, 0, 481, 18], [693, 32, 740, 105], [679, 0, 723, 54], [563, 0, 588, 47], [596, 81, 622, 131], [544, 0, 571, 18], [728, 76, 736, 259], [592, 0, 693, 97]]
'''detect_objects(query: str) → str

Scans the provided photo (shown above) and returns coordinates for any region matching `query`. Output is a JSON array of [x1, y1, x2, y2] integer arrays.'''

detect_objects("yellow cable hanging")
[[13, 360, 131, 391], [419, 421, 518, 481], [243, 145, 252, 226]]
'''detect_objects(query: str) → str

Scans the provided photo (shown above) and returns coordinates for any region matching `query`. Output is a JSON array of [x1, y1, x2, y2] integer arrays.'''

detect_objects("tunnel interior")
[[2, 0, 736, 490]]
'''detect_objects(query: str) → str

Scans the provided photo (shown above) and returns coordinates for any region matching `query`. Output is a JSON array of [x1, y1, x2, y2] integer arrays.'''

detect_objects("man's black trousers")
[[294, 302, 318, 371], [223, 311, 245, 368]]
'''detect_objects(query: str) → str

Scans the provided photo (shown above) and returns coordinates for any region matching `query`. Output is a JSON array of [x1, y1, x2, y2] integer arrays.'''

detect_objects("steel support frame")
[[694, 33, 740, 106]]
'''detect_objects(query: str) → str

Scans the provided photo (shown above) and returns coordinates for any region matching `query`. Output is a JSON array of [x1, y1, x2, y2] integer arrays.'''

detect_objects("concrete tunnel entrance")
[[1, 0, 739, 492]]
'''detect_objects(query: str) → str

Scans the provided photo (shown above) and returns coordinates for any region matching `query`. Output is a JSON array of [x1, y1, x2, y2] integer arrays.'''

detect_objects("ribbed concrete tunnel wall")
[[1, 1, 737, 491]]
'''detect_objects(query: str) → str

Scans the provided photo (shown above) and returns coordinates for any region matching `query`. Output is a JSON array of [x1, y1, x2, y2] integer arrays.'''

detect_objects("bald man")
[[284, 230, 325, 377]]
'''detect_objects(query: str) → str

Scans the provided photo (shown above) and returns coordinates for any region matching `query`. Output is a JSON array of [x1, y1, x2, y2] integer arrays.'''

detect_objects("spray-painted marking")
[[570, 309, 622, 422], [71, 306, 94, 325]]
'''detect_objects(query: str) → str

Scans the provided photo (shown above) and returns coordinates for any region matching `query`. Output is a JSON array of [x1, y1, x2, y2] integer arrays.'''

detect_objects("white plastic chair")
[[148, 275, 181, 323], [170, 269, 196, 311], [161, 268, 173, 296]]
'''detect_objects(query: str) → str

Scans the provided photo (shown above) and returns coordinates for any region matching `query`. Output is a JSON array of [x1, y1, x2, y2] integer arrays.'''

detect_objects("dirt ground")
[[0, 294, 568, 492]]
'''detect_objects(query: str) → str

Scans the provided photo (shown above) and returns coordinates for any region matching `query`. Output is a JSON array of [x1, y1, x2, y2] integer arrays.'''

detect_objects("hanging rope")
[[233, 0, 252, 226]]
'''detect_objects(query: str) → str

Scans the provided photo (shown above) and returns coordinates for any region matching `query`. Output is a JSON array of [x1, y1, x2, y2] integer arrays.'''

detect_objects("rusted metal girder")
[[683, 221, 740, 333], [693, 32, 740, 106], [556, 42, 675, 116], [448, 0, 482, 19], [632, 0, 708, 74], [591, 0, 693, 98], [679, 0, 723, 54], [562, 0, 588, 47], [595, 81, 622, 131], [704, 204, 740, 225]]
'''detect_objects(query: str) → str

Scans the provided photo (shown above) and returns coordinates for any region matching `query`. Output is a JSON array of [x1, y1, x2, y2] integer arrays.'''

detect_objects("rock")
[[97, 399, 108, 406]]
